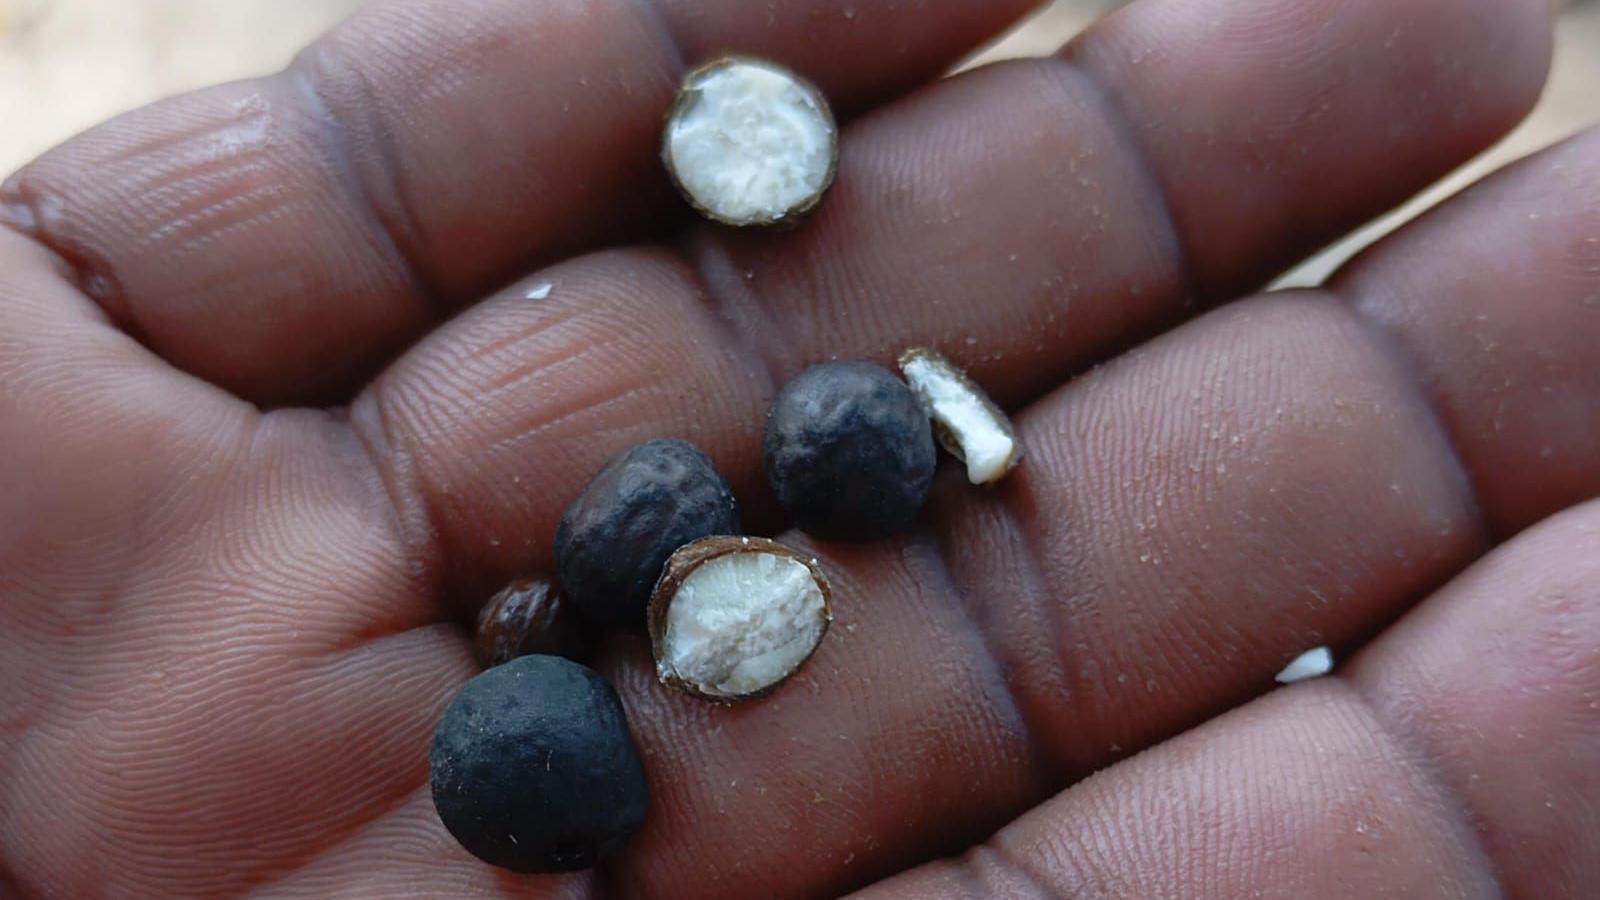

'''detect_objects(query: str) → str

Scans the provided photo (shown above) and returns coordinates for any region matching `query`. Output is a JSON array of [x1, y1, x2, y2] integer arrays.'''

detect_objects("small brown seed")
[[474, 578, 586, 669], [648, 536, 832, 703]]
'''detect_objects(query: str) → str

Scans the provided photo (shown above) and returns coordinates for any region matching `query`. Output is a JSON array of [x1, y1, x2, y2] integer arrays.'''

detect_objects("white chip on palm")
[[1275, 646, 1334, 684], [663, 57, 838, 227]]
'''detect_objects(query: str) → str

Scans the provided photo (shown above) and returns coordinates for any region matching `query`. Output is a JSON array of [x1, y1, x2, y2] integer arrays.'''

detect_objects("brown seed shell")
[[473, 577, 587, 669], [647, 535, 833, 703], [661, 56, 839, 230], [897, 346, 1026, 481]]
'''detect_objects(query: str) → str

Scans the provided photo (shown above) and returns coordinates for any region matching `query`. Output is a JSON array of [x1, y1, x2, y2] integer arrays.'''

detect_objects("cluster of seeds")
[[429, 57, 1025, 875]]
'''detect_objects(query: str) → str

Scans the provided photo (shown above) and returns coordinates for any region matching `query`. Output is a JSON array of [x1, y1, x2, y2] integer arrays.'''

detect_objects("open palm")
[[2, 0, 1597, 897]]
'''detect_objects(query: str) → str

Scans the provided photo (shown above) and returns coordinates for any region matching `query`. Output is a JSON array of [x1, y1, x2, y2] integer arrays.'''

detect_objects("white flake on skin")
[[1275, 646, 1334, 684]]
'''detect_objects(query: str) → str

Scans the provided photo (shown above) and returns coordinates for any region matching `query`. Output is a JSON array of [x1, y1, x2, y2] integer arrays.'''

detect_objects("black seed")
[[555, 439, 741, 632], [473, 578, 589, 669], [429, 655, 650, 873], [763, 361, 937, 541]]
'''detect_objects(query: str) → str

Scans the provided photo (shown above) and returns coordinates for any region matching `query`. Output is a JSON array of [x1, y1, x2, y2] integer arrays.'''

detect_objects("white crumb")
[[1275, 646, 1334, 684], [901, 352, 1021, 484], [664, 59, 836, 225], [658, 550, 828, 698], [524, 281, 553, 301]]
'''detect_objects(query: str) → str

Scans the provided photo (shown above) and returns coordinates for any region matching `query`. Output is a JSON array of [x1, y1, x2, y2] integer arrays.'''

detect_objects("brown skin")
[[0, 0, 1595, 898]]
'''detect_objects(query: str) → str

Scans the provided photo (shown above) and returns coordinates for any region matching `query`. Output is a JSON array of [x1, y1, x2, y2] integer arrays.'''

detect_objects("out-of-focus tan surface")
[[1, 0, 1597, 283], [0, 0, 364, 175]]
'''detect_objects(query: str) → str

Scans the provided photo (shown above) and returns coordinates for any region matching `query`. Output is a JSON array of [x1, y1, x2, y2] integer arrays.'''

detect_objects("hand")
[[1, 0, 1594, 897]]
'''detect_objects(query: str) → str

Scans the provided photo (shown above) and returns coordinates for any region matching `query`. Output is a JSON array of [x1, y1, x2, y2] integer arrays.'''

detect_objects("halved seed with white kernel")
[[898, 347, 1025, 485], [662, 56, 838, 228], [648, 536, 832, 702]]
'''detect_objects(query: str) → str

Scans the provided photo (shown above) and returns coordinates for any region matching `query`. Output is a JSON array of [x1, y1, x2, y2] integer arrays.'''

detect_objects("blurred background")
[[1, 0, 1597, 283]]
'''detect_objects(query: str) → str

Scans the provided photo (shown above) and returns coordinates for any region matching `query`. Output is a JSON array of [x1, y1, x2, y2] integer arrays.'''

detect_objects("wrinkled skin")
[[0, 1, 1596, 898]]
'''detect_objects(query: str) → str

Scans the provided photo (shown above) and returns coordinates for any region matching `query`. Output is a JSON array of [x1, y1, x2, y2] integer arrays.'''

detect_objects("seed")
[[429, 655, 649, 873], [763, 361, 936, 541], [662, 56, 838, 227], [473, 577, 587, 669], [898, 347, 1025, 484], [649, 536, 832, 702], [556, 439, 741, 632]]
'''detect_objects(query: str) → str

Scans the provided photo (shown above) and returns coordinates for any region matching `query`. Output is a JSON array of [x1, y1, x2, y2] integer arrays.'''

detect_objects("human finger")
[[0, 0, 1040, 405], [856, 499, 1600, 899]]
